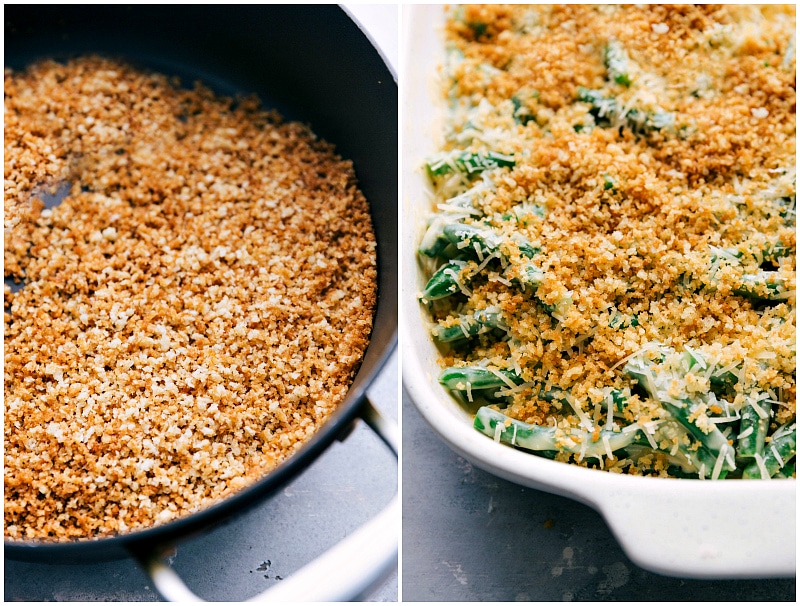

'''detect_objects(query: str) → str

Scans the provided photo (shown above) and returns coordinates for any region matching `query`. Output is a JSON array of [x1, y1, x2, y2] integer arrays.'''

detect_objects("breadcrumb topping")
[[5, 57, 377, 540]]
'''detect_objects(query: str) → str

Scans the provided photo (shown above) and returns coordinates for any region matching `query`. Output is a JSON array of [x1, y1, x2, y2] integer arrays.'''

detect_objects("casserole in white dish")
[[402, 4, 795, 578]]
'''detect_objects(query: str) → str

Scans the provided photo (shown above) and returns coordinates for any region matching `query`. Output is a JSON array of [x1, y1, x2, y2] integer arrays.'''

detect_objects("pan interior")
[[4, 4, 397, 561]]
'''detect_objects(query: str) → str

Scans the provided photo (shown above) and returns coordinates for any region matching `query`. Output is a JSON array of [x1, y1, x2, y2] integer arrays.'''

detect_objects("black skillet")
[[4, 4, 397, 598]]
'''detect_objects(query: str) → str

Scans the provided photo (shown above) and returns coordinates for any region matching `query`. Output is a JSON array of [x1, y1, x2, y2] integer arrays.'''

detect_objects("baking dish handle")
[[585, 479, 796, 579], [139, 397, 399, 602]]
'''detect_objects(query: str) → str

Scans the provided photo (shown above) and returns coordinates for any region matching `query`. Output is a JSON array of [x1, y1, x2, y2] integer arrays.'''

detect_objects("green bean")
[[761, 242, 792, 264], [431, 308, 507, 343], [476, 386, 727, 477], [638, 109, 675, 132], [418, 216, 453, 258], [624, 353, 736, 472], [476, 403, 724, 476], [629, 410, 731, 477], [419, 260, 468, 301], [426, 150, 515, 178], [420, 249, 560, 320], [742, 424, 796, 479], [680, 348, 740, 394], [737, 397, 772, 458], [419, 182, 493, 258], [608, 388, 630, 412], [516, 262, 546, 291], [709, 370, 739, 393], [684, 444, 730, 478], [439, 366, 523, 391], [439, 222, 542, 263], [420, 221, 565, 320], [713, 242, 792, 265], [663, 400, 734, 469], [511, 95, 536, 125], [577, 87, 618, 126], [502, 201, 546, 224], [609, 312, 639, 330], [624, 433, 725, 478], [442, 223, 503, 260], [604, 38, 632, 87], [709, 246, 789, 301], [474, 406, 645, 456], [507, 234, 549, 295], [577, 87, 675, 135], [539, 292, 573, 321], [733, 271, 787, 301], [777, 194, 795, 224], [512, 234, 542, 259], [750, 242, 789, 265]]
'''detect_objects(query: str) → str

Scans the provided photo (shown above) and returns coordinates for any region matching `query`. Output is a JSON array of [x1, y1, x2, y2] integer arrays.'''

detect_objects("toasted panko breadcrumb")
[[4, 56, 377, 540]]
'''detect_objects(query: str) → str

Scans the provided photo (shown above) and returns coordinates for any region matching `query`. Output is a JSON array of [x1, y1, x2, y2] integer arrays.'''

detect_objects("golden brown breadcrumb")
[[5, 56, 377, 540]]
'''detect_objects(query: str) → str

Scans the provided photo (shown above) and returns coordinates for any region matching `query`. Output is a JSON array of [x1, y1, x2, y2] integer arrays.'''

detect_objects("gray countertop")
[[4, 352, 398, 602], [401, 390, 796, 602]]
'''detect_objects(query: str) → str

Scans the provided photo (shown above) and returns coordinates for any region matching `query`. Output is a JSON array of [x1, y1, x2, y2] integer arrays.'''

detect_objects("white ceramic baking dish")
[[401, 4, 795, 580]]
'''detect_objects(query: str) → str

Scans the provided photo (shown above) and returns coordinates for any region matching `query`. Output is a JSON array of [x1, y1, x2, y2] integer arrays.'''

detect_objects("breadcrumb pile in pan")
[[5, 57, 377, 539]]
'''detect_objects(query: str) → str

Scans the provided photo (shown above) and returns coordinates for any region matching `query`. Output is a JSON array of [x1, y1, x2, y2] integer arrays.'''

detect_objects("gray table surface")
[[401, 390, 796, 602], [4, 351, 398, 602]]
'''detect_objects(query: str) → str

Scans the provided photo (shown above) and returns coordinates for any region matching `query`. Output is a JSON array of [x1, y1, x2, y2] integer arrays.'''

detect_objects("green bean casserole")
[[418, 5, 796, 479]]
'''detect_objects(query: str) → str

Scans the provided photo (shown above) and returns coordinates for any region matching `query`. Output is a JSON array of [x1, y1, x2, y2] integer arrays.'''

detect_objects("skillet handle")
[[139, 398, 398, 602]]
